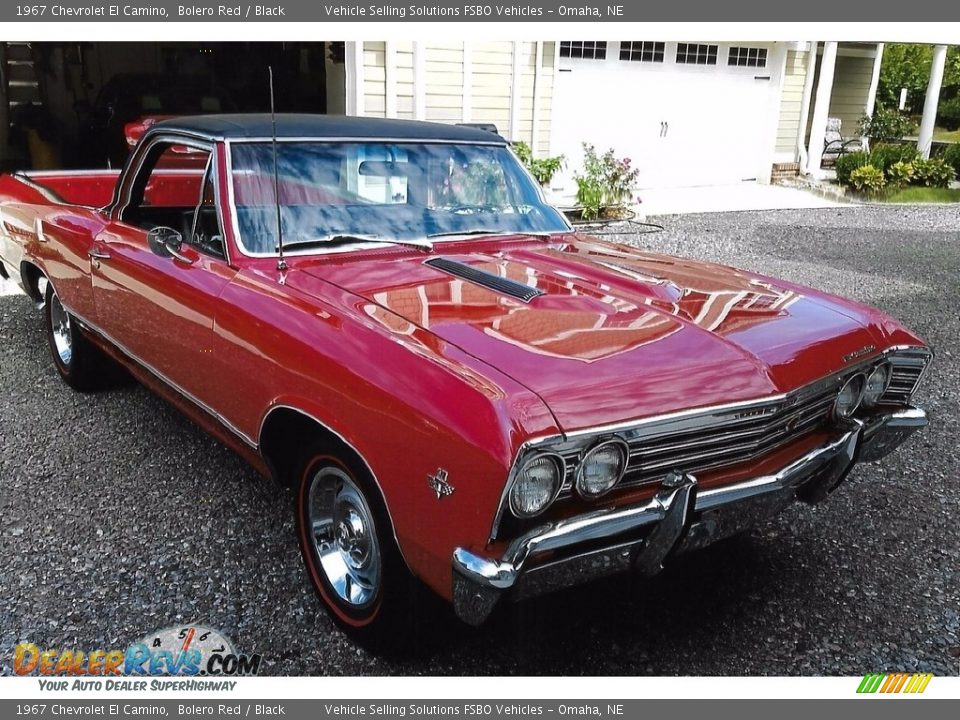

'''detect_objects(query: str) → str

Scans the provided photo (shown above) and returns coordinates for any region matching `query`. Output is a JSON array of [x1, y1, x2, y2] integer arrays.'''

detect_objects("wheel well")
[[260, 407, 369, 490], [0, 261, 9, 280], [19, 261, 45, 303]]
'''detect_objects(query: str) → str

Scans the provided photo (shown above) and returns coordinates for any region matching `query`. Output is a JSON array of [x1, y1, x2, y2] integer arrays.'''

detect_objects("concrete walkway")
[[632, 181, 840, 217]]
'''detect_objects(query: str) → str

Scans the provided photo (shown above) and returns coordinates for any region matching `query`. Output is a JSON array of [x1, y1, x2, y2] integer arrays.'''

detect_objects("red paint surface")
[[0, 140, 928, 601]]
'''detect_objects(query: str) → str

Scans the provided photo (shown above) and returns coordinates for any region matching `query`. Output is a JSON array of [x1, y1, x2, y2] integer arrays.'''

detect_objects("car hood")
[[292, 235, 891, 433]]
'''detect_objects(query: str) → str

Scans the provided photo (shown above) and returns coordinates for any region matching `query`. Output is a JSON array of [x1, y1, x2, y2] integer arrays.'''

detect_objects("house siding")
[[358, 41, 556, 155], [775, 49, 808, 157], [828, 55, 874, 137]]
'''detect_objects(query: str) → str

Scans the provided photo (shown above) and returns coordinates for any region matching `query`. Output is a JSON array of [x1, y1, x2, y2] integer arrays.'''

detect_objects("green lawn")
[[882, 187, 960, 203], [933, 128, 960, 143]]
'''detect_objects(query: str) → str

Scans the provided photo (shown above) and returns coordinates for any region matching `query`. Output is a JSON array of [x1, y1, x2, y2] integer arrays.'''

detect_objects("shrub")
[[938, 97, 960, 132], [512, 141, 565, 186], [911, 157, 957, 187], [849, 165, 887, 195], [886, 160, 915, 187], [574, 177, 604, 220], [869, 143, 919, 173], [835, 151, 871, 186], [574, 143, 640, 216], [939, 143, 960, 176], [857, 107, 916, 145]]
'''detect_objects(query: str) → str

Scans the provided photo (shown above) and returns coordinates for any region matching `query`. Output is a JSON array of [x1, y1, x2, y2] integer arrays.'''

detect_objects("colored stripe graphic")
[[857, 673, 933, 694]]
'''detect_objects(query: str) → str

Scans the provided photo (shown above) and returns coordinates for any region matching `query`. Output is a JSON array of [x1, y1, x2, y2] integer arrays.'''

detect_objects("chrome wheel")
[[49, 289, 73, 365], [308, 466, 382, 609]]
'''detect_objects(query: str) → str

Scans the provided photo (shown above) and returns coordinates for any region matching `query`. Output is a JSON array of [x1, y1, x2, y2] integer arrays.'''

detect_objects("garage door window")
[[676, 43, 718, 65], [620, 42, 665, 63], [728, 46, 768, 68], [560, 41, 607, 60]]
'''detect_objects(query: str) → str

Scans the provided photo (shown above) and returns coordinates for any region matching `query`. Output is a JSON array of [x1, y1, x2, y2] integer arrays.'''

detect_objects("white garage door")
[[550, 42, 781, 193]]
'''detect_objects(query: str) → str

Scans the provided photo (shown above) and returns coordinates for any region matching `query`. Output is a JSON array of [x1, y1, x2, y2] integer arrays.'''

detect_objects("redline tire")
[[294, 448, 418, 648], [44, 282, 103, 392]]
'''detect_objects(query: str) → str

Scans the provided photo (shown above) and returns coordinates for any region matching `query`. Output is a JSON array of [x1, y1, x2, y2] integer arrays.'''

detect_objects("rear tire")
[[44, 282, 105, 392], [294, 445, 423, 651]]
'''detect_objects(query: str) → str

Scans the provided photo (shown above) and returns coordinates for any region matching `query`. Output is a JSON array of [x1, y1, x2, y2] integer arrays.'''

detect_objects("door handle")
[[88, 249, 111, 260], [664, 121, 669, 137]]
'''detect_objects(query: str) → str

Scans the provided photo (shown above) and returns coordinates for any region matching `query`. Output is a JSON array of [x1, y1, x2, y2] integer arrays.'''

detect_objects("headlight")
[[509, 453, 564, 518], [833, 373, 866, 419], [862, 362, 891, 407], [575, 439, 628, 499]]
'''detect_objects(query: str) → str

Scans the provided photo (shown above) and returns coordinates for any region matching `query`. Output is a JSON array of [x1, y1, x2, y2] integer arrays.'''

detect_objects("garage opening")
[[0, 42, 346, 171]]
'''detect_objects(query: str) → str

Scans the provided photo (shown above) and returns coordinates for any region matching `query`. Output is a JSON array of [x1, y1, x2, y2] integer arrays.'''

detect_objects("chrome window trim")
[[184, 151, 231, 265], [112, 133, 214, 223], [488, 344, 932, 542], [223, 138, 572, 260]]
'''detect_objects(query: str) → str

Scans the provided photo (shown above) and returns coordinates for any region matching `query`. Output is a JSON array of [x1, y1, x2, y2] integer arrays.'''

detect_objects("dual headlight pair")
[[833, 361, 892, 420], [509, 439, 628, 519]]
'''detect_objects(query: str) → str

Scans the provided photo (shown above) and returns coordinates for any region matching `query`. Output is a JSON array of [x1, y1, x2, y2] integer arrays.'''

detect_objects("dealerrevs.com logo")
[[14, 625, 261, 677]]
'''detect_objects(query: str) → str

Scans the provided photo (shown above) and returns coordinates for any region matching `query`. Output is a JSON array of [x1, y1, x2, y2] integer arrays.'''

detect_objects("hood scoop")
[[424, 257, 544, 303]]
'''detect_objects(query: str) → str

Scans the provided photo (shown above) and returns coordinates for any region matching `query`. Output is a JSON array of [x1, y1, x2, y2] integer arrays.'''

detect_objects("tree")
[[877, 44, 960, 116]]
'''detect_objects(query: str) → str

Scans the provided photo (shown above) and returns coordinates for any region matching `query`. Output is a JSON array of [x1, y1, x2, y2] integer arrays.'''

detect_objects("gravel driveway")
[[1, 206, 957, 676]]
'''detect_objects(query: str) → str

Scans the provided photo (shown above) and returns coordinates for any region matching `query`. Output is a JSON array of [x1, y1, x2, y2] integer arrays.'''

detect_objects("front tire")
[[44, 282, 103, 392], [294, 449, 419, 649]]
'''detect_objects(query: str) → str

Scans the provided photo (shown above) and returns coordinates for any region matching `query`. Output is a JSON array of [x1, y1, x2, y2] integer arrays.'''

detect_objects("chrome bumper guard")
[[452, 406, 927, 626]]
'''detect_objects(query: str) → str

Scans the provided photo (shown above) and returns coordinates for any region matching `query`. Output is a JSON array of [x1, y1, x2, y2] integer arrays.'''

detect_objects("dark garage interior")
[[0, 41, 345, 171]]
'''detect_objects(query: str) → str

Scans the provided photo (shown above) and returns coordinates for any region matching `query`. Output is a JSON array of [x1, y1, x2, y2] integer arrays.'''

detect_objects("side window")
[[187, 160, 226, 260], [123, 141, 211, 234]]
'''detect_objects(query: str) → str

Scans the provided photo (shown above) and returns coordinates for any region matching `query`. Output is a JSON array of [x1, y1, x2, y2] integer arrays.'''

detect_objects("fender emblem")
[[428, 468, 455, 499], [843, 345, 876, 363]]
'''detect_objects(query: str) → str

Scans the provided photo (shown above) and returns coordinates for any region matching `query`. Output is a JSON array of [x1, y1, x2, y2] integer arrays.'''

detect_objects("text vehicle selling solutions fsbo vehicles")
[[0, 115, 932, 644]]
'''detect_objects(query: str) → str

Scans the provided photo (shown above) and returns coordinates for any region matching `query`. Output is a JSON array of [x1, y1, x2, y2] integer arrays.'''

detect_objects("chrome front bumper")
[[452, 406, 927, 626]]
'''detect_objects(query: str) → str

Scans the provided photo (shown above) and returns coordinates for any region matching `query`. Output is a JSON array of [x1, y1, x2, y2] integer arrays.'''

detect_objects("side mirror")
[[147, 226, 192, 264]]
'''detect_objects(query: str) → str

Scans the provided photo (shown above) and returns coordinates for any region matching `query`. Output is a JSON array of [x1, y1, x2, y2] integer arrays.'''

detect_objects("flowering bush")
[[574, 143, 640, 219]]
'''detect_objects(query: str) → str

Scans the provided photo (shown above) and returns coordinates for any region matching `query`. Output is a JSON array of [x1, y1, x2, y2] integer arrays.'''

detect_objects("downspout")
[[796, 41, 818, 175]]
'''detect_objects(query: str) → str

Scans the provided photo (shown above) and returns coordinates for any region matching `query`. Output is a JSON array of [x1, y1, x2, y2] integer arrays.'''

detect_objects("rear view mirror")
[[358, 160, 409, 178]]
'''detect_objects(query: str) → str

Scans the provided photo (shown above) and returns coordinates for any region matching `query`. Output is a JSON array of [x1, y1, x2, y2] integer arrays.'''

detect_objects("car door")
[[91, 135, 235, 405]]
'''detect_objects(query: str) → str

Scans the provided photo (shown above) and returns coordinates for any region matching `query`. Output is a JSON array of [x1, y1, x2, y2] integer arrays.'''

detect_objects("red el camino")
[[0, 115, 932, 645]]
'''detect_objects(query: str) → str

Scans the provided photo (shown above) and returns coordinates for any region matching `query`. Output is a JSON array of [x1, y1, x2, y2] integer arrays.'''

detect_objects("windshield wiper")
[[277, 233, 433, 252], [428, 229, 554, 239]]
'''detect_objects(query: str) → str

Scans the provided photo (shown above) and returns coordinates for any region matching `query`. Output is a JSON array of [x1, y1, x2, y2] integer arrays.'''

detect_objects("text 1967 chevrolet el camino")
[[0, 115, 932, 645]]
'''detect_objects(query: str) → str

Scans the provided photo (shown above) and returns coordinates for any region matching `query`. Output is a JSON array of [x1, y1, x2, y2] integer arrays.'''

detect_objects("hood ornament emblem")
[[428, 468, 455, 499]]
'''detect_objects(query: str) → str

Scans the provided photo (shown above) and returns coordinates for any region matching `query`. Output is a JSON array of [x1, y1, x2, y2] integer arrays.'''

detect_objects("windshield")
[[229, 141, 569, 255]]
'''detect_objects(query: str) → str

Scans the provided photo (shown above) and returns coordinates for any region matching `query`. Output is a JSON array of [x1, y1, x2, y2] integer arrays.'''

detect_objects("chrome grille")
[[490, 345, 933, 542], [557, 378, 843, 496], [882, 349, 932, 405]]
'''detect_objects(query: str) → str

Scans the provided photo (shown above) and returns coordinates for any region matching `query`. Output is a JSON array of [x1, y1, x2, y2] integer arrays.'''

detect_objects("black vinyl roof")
[[151, 114, 506, 143]]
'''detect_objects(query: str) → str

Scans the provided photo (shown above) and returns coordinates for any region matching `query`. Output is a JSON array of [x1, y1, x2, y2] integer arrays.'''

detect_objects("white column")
[[345, 42, 364, 117], [509, 41, 523, 142], [413, 42, 426, 121], [531, 41, 544, 151], [797, 41, 818, 168], [917, 44, 948, 159], [384, 41, 397, 119], [865, 43, 884, 122], [805, 40, 838, 177], [461, 41, 472, 123]]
